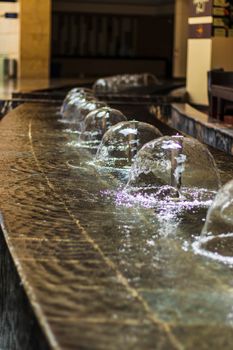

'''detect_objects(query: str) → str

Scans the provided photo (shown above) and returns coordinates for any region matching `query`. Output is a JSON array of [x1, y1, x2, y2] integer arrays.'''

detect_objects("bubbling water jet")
[[66, 87, 93, 98], [127, 135, 220, 194], [93, 73, 160, 94], [192, 188, 233, 270], [60, 87, 95, 117], [202, 180, 233, 236], [95, 121, 162, 168], [80, 107, 127, 149], [76, 100, 108, 131], [170, 135, 185, 192], [62, 98, 107, 133]]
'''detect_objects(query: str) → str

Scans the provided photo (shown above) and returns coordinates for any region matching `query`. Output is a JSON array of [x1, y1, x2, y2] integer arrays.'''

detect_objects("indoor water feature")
[[62, 96, 104, 125], [2, 1, 233, 345], [202, 179, 233, 236], [93, 73, 160, 94], [80, 107, 127, 149], [73, 99, 107, 131], [108, 135, 221, 237], [95, 120, 163, 168], [3, 92, 233, 350], [66, 87, 93, 98], [127, 135, 220, 194], [23, 86, 233, 348], [56, 100, 233, 348], [60, 87, 94, 117], [193, 179, 233, 265], [60, 94, 107, 139]]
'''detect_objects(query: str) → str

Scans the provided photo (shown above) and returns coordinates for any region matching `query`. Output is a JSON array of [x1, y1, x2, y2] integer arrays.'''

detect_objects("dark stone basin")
[[0, 103, 233, 349]]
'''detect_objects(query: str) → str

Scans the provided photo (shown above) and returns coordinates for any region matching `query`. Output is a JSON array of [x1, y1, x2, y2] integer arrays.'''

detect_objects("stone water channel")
[[0, 100, 233, 349]]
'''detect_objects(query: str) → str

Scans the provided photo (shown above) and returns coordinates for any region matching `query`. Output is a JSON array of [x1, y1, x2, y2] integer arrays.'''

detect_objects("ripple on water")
[[193, 233, 233, 266], [109, 185, 215, 210]]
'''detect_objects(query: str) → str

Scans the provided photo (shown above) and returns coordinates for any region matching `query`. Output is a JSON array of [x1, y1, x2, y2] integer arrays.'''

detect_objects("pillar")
[[19, 0, 51, 79], [173, 0, 189, 78], [187, 0, 233, 105]]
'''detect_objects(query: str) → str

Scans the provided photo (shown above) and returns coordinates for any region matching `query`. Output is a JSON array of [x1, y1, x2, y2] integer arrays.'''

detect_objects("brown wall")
[[137, 16, 173, 59], [51, 1, 174, 78]]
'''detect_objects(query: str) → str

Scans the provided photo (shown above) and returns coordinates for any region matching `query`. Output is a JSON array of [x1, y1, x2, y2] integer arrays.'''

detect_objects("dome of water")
[[192, 181, 233, 265], [95, 121, 162, 168], [81, 107, 127, 146], [66, 87, 93, 98], [61, 90, 96, 118], [202, 180, 233, 236], [93, 73, 159, 93], [127, 135, 220, 192], [75, 100, 107, 131], [62, 97, 104, 127]]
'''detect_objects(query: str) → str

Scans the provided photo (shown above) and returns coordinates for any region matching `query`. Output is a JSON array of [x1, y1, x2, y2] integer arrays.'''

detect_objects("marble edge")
[[171, 103, 233, 138]]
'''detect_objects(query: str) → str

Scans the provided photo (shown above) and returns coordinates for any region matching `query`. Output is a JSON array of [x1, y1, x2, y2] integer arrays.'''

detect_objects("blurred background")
[[0, 0, 188, 80]]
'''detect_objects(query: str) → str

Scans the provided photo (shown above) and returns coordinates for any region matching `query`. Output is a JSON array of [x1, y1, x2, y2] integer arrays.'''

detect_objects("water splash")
[[127, 136, 221, 193], [202, 179, 233, 236], [80, 107, 127, 150], [93, 73, 160, 93], [95, 121, 162, 168], [60, 87, 94, 116]]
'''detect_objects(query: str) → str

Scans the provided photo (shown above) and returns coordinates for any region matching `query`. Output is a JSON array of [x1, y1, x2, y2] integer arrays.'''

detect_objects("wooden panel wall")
[[51, 1, 174, 78]]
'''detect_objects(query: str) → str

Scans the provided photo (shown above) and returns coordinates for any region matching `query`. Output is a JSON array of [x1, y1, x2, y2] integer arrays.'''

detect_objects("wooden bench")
[[208, 70, 233, 121]]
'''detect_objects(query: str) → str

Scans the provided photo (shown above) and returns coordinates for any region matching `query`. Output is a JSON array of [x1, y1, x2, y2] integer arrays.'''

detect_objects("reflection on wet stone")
[[1, 102, 233, 349]]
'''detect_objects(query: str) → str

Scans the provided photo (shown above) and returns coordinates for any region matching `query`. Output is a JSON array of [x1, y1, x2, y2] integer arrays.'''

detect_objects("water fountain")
[[62, 97, 107, 129], [95, 120, 163, 168], [93, 73, 160, 94], [108, 135, 221, 239], [80, 107, 127, 149], [202, 180, 233, 235], [193, 180, 233, 265], [66, 87, 93, 98], [127, 135, 220, 195], [4, 81, 233, 349], [60, 87, 94, 116], [75, 100, 108, 131]]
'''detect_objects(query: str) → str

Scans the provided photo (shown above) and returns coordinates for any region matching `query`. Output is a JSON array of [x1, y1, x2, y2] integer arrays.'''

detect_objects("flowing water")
[[58, 106, 233, 347], [2, 103, 233, 349]]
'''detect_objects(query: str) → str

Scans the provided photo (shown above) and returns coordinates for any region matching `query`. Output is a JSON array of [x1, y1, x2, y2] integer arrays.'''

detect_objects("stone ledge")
[[171, 103, 233, 155]]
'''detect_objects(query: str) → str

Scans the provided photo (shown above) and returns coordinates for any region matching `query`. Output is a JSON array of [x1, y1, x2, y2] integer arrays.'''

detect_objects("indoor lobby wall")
[[187, 39, 212, 104], [187, 0, 233, 106], [0, 0, 51, 79], [0, 1, 19, 78], [212, 37, 233, 71]]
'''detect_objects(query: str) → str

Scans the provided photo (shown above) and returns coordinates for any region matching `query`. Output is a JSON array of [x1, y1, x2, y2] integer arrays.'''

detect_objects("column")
[[187, 0, 233, 105], [173, 0, 189, 78], [19, 0, 51, 79]]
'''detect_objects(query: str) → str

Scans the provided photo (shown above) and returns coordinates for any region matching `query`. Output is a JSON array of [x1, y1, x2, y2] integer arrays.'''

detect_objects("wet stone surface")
[[0, 103, 233, 349], [203, 236, 233, 256]]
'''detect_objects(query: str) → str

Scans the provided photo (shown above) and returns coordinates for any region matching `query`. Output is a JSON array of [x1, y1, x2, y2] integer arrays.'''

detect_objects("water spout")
[[127, 136, 220, 197], [95, 121, 162, 168], [170, 135, 185, 192], [126, 121, 138, 162]]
